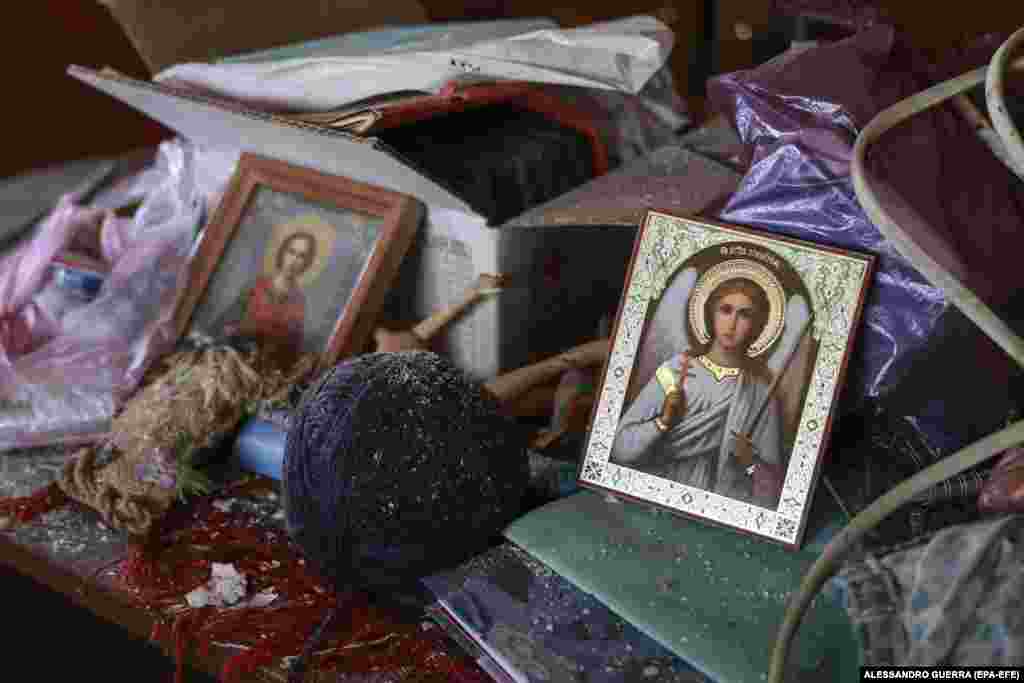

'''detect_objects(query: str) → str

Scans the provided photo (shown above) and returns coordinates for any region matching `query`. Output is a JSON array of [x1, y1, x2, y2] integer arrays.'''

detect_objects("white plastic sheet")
[[156, 16, 675, 112]]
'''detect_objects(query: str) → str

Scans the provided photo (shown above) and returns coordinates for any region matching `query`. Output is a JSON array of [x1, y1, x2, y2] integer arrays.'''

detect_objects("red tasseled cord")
[[222, 648, 276, 683], [150, 619, 168, 645], [0, 482, 68, 526], [172, 610, 195, 683], [116, 497, 493, 683], [172, 606, 214, 683], [123, 543, 163, 588]]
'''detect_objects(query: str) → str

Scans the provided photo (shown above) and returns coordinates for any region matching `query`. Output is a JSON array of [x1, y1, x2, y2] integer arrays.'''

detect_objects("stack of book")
[[423, 543, 712, 683]]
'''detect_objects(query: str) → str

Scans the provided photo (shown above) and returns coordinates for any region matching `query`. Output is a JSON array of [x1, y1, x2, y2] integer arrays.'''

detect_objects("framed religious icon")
[[578, 211, 875, 548], [175, 153, 423, 371]]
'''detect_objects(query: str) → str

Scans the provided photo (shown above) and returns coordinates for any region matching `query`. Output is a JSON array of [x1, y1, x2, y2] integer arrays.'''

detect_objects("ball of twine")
[[283, 350, 529, 595]]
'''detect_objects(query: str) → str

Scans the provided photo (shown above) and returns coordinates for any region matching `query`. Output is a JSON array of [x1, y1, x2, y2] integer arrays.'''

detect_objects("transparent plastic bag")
[[535, 64, 691, 168], [0, 139, 204, 450]]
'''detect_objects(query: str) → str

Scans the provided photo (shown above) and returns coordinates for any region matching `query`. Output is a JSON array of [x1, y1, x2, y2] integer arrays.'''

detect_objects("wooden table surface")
[[2, 440, 512, 683], [0, 446, 283, 682]]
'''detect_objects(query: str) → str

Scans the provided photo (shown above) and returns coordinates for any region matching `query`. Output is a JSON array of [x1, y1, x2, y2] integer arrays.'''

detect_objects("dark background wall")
[[3, 2, 168, 179], [4, 1, 1024, 180]]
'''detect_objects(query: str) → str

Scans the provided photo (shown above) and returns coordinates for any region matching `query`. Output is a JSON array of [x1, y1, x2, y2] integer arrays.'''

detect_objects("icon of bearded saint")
[[611, 257, 817, 509]]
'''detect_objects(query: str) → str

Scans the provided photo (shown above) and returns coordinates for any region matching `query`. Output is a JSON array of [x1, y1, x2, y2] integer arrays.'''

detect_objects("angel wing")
[[766, 295, 811, 375], [765, 294, 818, 454], [627, 267, 697, 405]]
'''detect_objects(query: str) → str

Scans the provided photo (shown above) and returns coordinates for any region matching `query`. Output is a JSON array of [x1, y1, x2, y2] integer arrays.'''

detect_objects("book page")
[[414, 208, 500, 380]]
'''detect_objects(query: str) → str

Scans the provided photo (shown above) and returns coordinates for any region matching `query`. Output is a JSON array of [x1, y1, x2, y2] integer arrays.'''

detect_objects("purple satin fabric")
[[708, 26, 1024, 409]]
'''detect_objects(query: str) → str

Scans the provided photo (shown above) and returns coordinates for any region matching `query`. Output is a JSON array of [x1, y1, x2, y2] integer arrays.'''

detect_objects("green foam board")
[[504, 490, 859, 683]]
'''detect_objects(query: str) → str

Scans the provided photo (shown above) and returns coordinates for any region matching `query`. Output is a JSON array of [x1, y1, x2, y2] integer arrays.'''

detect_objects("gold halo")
[[263, 213, 337, 288], [688, 258, 786, 358]]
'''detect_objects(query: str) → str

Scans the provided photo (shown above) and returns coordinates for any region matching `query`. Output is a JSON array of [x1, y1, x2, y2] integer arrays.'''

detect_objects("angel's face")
[[712, 291, 756, 353]]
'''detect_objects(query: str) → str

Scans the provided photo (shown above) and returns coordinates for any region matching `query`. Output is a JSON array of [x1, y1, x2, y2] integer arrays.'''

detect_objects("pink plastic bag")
[[0, 141, 202, 450]]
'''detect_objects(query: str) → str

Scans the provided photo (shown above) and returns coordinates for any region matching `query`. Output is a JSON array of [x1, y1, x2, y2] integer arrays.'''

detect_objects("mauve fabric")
[[708, 26, 1024, 414], [772, 0, 887, 30]]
